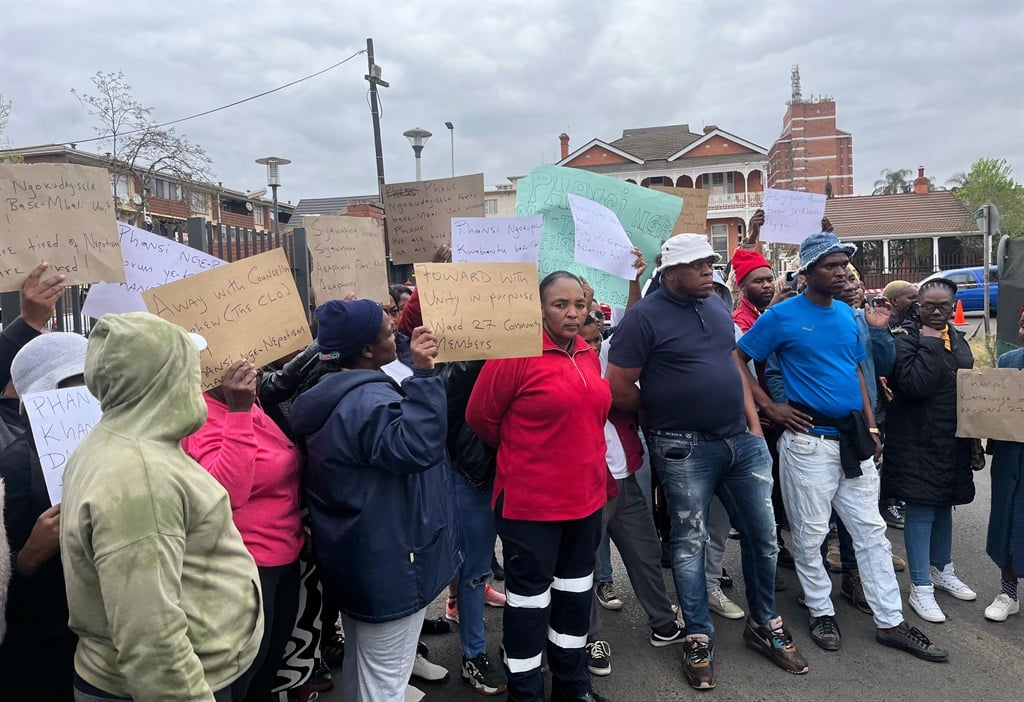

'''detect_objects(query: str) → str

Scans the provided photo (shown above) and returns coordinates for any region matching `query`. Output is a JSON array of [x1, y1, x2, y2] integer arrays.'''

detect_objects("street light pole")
[[403, 127, 432, 181], [445, 121, 454, 177], [255, 156, 291, 239]]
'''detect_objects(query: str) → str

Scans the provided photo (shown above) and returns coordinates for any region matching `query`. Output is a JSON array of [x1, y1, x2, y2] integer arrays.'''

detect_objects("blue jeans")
[[647, 430, 777, 635], [455, 471, 498, 657], [903, 503, 953, 586]]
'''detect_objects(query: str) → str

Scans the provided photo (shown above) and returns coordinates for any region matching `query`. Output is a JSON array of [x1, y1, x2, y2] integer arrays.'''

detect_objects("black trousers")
[[496, 496, 602, 702], [243, 560, 301, 702]]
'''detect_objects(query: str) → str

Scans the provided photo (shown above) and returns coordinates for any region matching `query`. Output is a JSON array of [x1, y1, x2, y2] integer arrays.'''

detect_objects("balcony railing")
[[707, 192, 764, 211]]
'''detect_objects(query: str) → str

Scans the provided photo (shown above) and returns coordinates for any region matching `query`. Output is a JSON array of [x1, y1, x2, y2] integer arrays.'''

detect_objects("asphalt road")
[[316, 461, 1023, 702]]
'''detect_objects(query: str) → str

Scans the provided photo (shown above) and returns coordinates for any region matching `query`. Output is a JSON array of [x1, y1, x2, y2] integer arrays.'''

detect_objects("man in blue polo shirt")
[[737, 231, 948, 663], [607, 234, 807, 691]]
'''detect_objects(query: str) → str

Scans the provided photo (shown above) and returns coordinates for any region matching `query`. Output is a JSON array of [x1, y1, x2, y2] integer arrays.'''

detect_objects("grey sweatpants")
[[340, 608, 426, 702]]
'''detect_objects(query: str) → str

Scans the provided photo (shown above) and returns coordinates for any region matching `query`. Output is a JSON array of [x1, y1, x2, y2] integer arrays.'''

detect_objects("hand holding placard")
[[23, 386, 103, 505]]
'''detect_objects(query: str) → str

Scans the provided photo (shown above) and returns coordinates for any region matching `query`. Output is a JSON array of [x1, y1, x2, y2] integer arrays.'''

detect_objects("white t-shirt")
[[598, 339, 630, 479]]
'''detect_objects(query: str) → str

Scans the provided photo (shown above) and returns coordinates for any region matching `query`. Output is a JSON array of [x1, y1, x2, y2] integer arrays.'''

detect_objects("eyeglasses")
[[919, 302, 954, 314]]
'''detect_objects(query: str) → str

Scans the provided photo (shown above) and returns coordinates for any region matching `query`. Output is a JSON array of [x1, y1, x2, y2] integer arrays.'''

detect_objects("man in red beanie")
[[731, 249, 778, 333]]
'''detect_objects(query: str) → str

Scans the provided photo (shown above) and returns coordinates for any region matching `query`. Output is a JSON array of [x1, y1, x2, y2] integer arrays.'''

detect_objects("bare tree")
[[73, 71, 215, 225]]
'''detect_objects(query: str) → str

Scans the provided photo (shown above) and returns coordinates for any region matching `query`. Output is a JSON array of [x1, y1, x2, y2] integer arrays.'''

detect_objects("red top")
[[466, 331, 611, 521], [183, 397, 304, 567], [732, 295, 762, 333]]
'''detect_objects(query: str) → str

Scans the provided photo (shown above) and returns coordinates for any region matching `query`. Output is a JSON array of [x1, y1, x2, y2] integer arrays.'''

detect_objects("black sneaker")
[[308, 658, 334, 692], [461, 652, 507, 696], [876, 622, 948, 662], [586, 640, 612, 676], [596, 581, 623, 610], [809, 614, 842, 651], [550, 690, 611, 702], [682, 635, 715, 690], [882, 503, 905, 529], [650, 620, 685, 647], [743, 616, 809, 674]]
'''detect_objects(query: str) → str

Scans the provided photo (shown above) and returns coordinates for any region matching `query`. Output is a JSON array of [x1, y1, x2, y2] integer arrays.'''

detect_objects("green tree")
[[872, 168, 913, 195], [950, 158, 1024, 237]]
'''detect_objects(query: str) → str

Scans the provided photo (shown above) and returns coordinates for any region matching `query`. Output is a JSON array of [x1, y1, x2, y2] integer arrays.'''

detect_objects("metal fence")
[[0, 217, 311, 334]]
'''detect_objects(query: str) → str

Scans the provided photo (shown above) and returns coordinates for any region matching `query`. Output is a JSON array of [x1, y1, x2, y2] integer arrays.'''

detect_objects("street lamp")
[[403, 127, 432, 181], [444, 121, 454, 177], [255, 156, 291, 239]]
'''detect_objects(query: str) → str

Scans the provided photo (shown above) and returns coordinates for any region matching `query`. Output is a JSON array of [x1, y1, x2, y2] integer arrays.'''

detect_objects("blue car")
[[919, 266, 998, 313]]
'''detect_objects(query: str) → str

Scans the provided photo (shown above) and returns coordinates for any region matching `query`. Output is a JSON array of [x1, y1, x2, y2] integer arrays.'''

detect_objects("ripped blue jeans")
[[647, 429, 778, 635], [454, 471, 497, 658]]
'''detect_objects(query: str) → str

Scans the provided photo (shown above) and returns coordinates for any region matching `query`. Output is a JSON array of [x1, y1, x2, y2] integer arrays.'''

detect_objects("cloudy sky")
[[2, 0, 1022, 203]]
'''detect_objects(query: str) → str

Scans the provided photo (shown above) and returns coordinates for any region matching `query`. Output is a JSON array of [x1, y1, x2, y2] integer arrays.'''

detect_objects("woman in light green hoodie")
[[60, 312, 264, 702]]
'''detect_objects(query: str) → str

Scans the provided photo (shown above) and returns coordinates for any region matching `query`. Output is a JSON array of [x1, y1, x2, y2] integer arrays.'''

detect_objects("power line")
[[65, 50, 366, 146]]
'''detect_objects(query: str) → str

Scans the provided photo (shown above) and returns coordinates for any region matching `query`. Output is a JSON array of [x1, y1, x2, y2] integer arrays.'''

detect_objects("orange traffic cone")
[[952, 299, 967, 326]]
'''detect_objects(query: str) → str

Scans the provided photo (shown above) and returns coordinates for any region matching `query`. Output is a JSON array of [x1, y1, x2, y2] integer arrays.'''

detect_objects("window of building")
[[485, 198, 498, 215], [254, 205, 264, 226], [711, 224, 729, 259], [701, 172, 734, 194], [190, 192, 208, 214], [151, 178, 182, 201]]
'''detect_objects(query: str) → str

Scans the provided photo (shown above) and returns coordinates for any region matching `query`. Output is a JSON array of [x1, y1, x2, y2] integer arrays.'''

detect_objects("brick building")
[[557, 124, 768, 259], [768, 66, 853, 196]]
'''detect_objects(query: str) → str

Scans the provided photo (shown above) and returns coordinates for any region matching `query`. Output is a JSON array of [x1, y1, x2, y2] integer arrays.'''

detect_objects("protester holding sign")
[[183, 360, 305, 702], [882, 277, 978, 624], [0, 332, 88, 701], [0, 261, 66, 392], [466, 271, 611, 702]]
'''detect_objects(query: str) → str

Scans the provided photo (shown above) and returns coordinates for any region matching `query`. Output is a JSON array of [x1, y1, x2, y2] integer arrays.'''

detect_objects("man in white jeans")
[[736, 231, 948, 662]]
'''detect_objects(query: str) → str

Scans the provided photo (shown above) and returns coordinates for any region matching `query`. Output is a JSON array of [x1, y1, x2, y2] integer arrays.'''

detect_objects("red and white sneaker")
[[484, 584, 506, 607]]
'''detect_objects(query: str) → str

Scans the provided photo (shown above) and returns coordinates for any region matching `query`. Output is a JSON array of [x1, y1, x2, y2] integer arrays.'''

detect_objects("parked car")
[[919, 266, 998, 313]]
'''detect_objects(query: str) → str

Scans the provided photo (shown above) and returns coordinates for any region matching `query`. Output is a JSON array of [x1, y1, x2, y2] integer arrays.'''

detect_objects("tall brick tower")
[[768, 66, 854, 196]]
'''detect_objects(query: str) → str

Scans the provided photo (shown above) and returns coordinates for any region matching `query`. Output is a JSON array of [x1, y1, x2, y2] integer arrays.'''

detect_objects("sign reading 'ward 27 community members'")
[[515, 165, 682, 308], [567, 194, 639, 280], [414, 262, 542, 363], [82, 223, 226, 318], [304, 215, 390, 304], [451, 216, 543, 264], [759, 188, 827, 245], [956, 368, 1024, 443], [23, 386, 102, 505], [0, 163, 126, 292], [383, 173, 485, 264], [141, 248, 313, 391]]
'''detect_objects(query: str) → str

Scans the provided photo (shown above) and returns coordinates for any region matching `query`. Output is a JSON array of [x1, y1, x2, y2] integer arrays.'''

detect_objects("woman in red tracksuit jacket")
[[466, 271, 611, 702]]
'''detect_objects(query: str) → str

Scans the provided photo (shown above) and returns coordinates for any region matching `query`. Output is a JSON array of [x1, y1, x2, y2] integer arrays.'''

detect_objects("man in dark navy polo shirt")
[[607, 235, 807, 691]]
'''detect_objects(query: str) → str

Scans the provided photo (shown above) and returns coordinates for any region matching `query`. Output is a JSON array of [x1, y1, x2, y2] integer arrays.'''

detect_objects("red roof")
[[824, 191, 976, 239]]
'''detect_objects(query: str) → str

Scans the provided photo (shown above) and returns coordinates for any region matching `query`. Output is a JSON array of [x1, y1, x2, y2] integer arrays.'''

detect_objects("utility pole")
[[975, 203, 1000, 338], [365, 38, 395, 282]]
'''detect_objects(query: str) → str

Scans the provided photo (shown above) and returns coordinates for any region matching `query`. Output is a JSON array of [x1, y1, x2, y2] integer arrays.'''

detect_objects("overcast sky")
[[2, 0, 1022, 204]]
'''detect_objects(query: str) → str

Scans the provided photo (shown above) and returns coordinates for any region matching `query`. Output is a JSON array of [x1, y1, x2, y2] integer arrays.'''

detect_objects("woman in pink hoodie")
[[183, 359, 304, 702]]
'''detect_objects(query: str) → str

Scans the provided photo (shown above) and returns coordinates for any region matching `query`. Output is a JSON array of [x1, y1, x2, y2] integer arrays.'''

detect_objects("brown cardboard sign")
[[0, 163, 125, 292], [305, 215, 389, 305], [142, 248, 312, 390], [956, 368, 1024, 442], [383, 174, 485, 264], [651, 185, 710, 236], [414, 262, 542, 362]]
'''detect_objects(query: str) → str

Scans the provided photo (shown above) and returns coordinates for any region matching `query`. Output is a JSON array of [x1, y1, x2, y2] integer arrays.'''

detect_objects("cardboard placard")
[[142, 248, 312, 390], [650, 185, 709, 235], [383, 174, 485, 264], [956, 368, 1024, 442], [414, 262, 542, 362], [83, 223, 225, 318], [451, 216, 542, 263], [760, 188, 826, 244], [23, 386, 103, 505], [0, 163, 125, 292], [304, 215, 389, 304], [515, 165, 681, 308]]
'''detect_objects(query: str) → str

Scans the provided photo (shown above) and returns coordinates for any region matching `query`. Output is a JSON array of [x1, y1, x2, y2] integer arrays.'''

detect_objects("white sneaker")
[[707, 587, 745, 620], [411, 653, 449, 682], [909, 584, 946, 623], [930, 564, 977, 601], [984, 593, 1020, 622]]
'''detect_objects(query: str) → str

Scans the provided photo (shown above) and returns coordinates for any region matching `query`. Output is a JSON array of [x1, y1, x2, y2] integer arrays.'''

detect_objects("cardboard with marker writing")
[[956, 368, 1024, 442], [305, 215, 389, 304], [414, 262, 542, 362], [383, 174, 485, 264], [650, 186, 710, 235], [142, 248, 312, 390]]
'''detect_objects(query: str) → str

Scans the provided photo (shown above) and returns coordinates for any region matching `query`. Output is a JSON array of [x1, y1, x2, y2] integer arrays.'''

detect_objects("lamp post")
[[444, 121, 454, 177], [403, 127, 432, 181], [255, 156, 291, 239]]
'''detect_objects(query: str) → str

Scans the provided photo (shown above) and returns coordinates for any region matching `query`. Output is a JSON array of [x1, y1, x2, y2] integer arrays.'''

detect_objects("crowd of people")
[[0, 210, 1022, 702]]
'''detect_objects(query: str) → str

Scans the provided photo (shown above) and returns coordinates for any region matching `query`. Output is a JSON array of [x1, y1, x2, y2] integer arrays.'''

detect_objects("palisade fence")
[[0, 217, 312, 336]]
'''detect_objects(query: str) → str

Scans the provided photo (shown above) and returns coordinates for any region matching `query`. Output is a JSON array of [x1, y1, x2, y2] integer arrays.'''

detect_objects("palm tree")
[[872, 168, 913, 195]]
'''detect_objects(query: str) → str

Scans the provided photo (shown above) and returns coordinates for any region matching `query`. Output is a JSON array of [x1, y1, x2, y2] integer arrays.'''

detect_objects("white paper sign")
[[760, 189, 827, 245], [82, 223, 225, 318], [451, 216, 543, 263], [22, 386, 103, 505], [567, 194, 637, 280]]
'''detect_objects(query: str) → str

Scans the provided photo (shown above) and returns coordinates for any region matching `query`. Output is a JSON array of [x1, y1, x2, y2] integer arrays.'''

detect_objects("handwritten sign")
[[142, 248, 312, 390], [760, 188, 827, 245], [568, 194, 637, 280], [956, 368, 1024, 442], [0, 163, 125, 292], [651, 186, 709, 235], [23, 386, 102, 505], [305, 215, 389, 304], [414, 262, 542, 362], [451, 216, 542, 263], [82, 223, 225, 318], [383, 174, 485, 263], [515, 165, 681, 308]]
